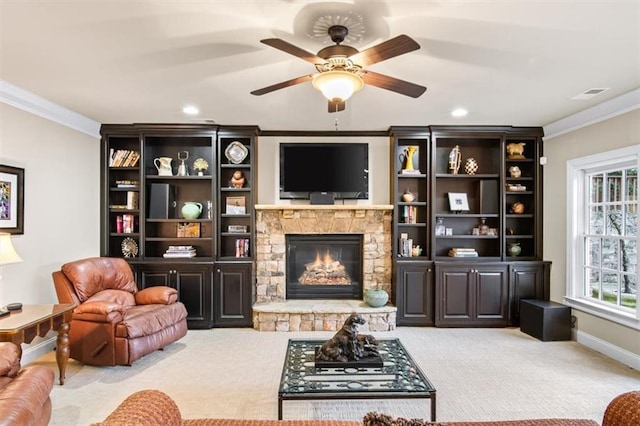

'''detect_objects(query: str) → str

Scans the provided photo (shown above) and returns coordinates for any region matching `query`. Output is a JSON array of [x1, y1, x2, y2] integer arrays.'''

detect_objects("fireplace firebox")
[[286, 234, 363, 299]]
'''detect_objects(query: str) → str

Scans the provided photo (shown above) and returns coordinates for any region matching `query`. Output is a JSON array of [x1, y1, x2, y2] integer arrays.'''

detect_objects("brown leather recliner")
[[52, 257, 188, 366], [0, 342, 54, 426]]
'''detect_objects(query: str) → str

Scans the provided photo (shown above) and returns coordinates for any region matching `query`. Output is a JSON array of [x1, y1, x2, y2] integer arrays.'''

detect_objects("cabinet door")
[[508, 261, 550, 325], [137, 263, 213, 329], [214, 262, 253, 327], [435, 264, 473, 326], [475, 264, 509, 325], [395, 261, 434, 326]]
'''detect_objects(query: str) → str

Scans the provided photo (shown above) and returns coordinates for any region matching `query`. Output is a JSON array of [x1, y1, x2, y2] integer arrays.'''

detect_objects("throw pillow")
[[363, 411, 447, 426]]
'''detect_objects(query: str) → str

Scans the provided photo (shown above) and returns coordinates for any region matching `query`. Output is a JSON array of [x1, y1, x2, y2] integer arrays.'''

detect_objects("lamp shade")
[[312, 70, 364, 102], [0, 233, 22, 265]]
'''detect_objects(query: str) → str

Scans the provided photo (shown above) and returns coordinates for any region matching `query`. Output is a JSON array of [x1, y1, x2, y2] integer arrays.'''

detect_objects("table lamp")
[[0, 232, 23, 316]]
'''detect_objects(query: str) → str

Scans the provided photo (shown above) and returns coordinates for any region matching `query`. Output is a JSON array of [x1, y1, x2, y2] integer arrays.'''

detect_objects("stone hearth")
[[254, 205, 395, 331]]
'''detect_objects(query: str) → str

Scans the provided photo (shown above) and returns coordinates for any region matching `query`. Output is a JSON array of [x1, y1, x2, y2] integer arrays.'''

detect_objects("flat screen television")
[[280, 143, 369, 200]]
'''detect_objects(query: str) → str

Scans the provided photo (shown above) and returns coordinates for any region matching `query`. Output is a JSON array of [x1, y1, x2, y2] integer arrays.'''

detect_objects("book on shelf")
[[228, 225, 248, 233], [109, 150, 140, 167], [163, 252, 197, 258], [164, 245, 197, 258], [116, 180, 140, 188], [448, 247, 478, 257], [109, 204, 128, 210], [226, 196, 246, 214], [122, 214, 135, 233], [235, 238, 250, 257], [126, 191, 139, 210], [401, 205, 417, 224], [399, 237, 413, 257]]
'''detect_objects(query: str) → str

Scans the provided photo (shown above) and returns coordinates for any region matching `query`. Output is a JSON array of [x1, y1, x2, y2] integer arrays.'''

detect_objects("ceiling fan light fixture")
[[312, 70, 364, 102]]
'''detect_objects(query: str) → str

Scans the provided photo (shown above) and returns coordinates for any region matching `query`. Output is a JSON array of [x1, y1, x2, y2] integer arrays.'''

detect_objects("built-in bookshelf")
[[100, 124, 258, 329]]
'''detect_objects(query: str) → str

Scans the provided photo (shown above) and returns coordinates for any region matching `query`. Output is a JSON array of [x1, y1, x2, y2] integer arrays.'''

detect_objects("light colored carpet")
[[30, 327, 639, 425]]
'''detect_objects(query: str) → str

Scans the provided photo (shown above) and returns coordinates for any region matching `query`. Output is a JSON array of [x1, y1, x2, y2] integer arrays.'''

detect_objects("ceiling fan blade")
[[349, 35, 420, 67], [362, 70, 426, 98], [328, 99, 346, 113], [260, 38, 324, 64], [250, 75, 313, 96]]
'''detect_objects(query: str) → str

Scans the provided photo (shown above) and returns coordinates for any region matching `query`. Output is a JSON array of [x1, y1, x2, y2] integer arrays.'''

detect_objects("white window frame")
[[566, 144, 640, 330]]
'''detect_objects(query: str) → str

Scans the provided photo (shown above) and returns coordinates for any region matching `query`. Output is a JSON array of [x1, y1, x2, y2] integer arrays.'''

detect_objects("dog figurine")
[[316, 313, 378, 363]]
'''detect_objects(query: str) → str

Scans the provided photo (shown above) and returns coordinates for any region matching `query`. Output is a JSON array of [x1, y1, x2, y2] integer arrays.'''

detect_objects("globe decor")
[[364, 287, 389, 307]]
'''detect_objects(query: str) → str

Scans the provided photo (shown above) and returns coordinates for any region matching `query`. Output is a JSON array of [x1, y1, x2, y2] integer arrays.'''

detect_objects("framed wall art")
[[0, 165, 24, 234]]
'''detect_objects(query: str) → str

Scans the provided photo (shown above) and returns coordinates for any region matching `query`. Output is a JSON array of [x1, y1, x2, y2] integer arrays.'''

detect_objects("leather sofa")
[[0, 342, 54, 426], [52, 257, 188, 366], [94, 389, 640, 426]]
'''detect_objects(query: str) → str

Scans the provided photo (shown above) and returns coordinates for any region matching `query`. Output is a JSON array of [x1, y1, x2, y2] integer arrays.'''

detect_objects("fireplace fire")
[[298, 250, 352, 285], [286, 234, 362, 299]]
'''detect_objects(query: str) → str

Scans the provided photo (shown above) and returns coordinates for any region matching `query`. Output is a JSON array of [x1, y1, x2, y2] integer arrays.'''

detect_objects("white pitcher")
[[154, 157, 173, 176]]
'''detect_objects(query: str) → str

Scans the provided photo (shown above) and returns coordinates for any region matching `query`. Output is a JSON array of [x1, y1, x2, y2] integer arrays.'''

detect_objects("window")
[[566, 145, 639, 329]]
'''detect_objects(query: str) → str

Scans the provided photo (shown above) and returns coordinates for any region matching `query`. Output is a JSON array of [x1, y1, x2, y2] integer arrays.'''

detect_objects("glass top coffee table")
[[278, 338, 436, 421]]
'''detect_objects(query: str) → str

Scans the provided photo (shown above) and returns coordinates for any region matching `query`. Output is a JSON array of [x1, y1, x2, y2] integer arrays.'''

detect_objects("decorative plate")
[[224, 141, 248, 164], [121, 237, 138, 258]]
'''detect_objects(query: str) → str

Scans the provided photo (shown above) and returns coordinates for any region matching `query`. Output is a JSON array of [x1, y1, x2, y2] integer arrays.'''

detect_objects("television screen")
[[280, 143, 369, 199]]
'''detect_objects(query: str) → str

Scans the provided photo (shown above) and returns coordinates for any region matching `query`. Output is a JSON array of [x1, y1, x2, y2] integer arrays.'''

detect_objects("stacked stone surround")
[[254, 205, 395, 332]]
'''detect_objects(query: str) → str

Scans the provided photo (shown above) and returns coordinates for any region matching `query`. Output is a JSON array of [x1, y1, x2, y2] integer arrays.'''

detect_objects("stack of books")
[[163, 245, 196, 258], [448, 248, 478, 257]]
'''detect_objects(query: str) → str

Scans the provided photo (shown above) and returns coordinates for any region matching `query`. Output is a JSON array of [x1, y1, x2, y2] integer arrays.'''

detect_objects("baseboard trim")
[[575, 329, 640, 371], [20, 337, 57, 365]]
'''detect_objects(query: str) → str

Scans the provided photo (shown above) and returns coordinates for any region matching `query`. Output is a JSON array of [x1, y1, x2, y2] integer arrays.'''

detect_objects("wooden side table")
[[0, 304, 74, 385]]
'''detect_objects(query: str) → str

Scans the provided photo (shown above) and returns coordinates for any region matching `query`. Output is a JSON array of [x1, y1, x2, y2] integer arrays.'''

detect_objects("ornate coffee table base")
[[278, 338, 436, 421]]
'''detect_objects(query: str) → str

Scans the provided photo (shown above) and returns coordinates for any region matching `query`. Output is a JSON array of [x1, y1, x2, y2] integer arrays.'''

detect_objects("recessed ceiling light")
[[451, 108, 468, 117], [182, 105, 199, 115]]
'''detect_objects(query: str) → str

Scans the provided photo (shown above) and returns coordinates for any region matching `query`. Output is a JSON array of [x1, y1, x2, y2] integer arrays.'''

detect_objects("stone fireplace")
[[253, 205, 396, 331]]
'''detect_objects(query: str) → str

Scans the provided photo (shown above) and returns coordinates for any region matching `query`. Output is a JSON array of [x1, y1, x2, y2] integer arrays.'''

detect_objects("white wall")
[[543, 108, 640, 359], [0, 103, 100, 306], [257, 135, 390, 205]]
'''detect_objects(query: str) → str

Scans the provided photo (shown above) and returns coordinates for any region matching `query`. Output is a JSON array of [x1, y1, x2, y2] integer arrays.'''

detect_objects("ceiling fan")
[[251, 25, 427, 113]]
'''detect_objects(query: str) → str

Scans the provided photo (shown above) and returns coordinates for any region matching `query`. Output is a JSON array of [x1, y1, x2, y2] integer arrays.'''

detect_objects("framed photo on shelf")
[[448, 192, 469, 212], [177, 222, 201, 238], [225, 196, 246, 215], [0, 165, 24, 234]]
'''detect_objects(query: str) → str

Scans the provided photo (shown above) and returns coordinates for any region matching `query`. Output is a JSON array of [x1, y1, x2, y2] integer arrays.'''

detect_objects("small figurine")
[[506, 142, 526, 159], [230, 170, 246, 188]]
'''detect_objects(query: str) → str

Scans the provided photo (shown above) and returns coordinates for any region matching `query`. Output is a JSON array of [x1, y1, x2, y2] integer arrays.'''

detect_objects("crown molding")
[[543, 88, 640, 141], [0, 80, 101, 138]]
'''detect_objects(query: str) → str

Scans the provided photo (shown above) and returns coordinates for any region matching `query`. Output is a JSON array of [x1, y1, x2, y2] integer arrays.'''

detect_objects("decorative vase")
[[401, 146, 418, 171], [364, 288, 389, 307], [401, 189, 415, 202], [181, 202, 202, 219], [507, 243, 522, 257], [464, 157, 479, 175], [153, 157, 173, 176], [511, 201, 525, 214]]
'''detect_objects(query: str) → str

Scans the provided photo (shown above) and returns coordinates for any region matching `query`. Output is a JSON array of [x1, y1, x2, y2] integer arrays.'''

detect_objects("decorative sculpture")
[[230, 170, 246, 188], [315, 313, 380, 365], [506, 142, 526, 159], [448, 145, 461, 174]]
